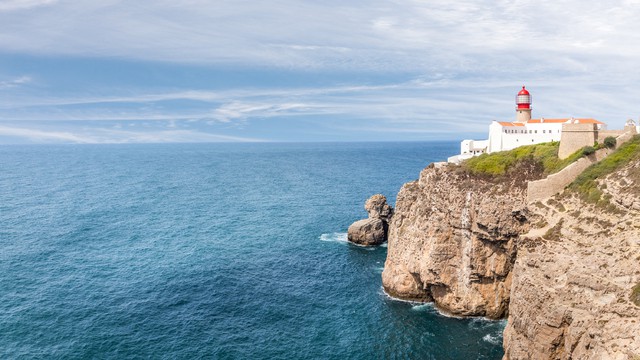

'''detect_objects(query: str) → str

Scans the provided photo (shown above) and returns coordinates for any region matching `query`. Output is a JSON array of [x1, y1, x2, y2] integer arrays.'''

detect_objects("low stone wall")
[[597, 130, 625, 143], [527, 132, 634, 203]]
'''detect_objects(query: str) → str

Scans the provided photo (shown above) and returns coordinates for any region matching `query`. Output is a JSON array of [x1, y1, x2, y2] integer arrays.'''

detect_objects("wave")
[[318, 232, 378, 250], [482, 333, 502, 345], [381, 287, 510, 325], [410, 303, 435, 312], [319, 232, 348, 243]]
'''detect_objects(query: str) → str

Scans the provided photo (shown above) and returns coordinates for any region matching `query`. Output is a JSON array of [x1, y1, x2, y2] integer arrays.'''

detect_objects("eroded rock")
[[365, 194, 393, 221], [347, 218, 387, 246], [348, 194, 393, 246]]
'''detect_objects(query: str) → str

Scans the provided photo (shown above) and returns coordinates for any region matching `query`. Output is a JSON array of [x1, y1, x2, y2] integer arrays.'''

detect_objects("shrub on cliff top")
[[604, 136, 617, 149], [462, 141, 586, 177], [570, 135, 640, 204], [582, 146, 596, 156]]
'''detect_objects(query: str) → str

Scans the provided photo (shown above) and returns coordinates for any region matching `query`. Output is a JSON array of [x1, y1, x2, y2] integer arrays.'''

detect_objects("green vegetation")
[[569, 135, 640, 204], [462, 141, 585, 177], [631, 283, 640, 307], [546, 198, 566, 212], [604, 136, 617, 149], [582, 146, 595, 156]]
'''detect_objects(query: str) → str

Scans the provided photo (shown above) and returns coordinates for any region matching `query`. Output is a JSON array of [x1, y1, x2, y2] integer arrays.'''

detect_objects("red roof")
[[517, 86, 530, 96], [496, 118, 604, 127]]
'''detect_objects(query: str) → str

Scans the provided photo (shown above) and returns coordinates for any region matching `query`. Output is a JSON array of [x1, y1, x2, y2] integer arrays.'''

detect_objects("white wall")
[[493, 123, 562, 152], [450, 120, 574, 163]]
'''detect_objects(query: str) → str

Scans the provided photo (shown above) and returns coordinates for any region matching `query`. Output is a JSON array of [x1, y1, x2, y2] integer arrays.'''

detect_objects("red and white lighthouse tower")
[[515, 86, 532, 123]]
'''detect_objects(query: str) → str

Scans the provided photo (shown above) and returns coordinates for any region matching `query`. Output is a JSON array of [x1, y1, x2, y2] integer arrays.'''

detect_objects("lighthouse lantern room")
[[515, 86, 532, 123]]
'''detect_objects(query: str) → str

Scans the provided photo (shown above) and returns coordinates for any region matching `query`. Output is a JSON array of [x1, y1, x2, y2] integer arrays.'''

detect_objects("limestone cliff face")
[[503, 159, 640, 359], [381, 163, 530, 319]]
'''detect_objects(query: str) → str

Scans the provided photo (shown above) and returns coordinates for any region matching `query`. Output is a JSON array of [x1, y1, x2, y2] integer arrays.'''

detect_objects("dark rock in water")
[[347, 194, 393, 246], [347, 218, 387, 246]]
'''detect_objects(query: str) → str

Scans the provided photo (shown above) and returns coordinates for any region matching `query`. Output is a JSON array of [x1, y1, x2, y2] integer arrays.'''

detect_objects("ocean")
[[0, 142, 505, 359]]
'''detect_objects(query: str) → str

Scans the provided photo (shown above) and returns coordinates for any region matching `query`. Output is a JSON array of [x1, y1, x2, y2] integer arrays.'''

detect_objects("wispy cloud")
[[0, 75, 637, 132], [0, 125, 91, 143], [1, 1, 639, 142], [0, 0, 57, 12], [0, 76, 31, 89], [211, 102, 316, 122], [0, 125, 264, 144], [1, 0, 639, 73]]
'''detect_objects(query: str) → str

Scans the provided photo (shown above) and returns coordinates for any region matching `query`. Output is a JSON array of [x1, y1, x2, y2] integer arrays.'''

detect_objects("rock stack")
[[347, 194, 393, 246]]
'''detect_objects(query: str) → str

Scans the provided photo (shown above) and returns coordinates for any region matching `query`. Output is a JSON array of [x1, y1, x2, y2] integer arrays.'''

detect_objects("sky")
[[1, 0, 640, 143]]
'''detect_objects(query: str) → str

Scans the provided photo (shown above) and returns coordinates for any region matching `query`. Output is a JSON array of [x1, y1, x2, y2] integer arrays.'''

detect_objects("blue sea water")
[[0, 142, 505, 359]]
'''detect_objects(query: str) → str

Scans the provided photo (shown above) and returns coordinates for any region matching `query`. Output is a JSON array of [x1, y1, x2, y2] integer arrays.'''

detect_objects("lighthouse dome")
[[516, 86, 531, 109]]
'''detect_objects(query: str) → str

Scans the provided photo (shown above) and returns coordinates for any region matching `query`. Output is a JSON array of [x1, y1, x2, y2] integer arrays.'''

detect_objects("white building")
[[448, 86, 606, 164]]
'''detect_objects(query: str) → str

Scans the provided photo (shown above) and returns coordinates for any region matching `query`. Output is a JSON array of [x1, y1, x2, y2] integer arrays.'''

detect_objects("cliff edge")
[[381, 162, 532, 318]]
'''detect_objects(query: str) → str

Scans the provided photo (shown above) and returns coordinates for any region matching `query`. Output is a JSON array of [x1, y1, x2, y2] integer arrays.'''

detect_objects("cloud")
[[0, 124, 264, 144], [0, 76, 31, 89], [211, 102, 318, 122], [0, 125, 92, 143], [0, 0, 639, 74], [0, 75, 636, 133], [0, 0, 57, 11], [1, 1, 639, 142]]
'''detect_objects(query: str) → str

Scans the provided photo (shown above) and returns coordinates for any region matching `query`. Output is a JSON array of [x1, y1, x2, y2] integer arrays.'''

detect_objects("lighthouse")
[[515, 86, 532, 123], [446, 85, 607, 164]]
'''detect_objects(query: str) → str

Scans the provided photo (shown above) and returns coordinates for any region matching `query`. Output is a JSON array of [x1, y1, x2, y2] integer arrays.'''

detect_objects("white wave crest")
[[319, 232, 377, 250], [319, 232, 348, 243], [410, 303, 435, 312], [483, 333, 502, 345]]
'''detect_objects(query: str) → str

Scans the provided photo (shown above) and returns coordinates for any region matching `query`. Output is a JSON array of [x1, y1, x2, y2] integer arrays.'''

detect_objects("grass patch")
[[569, 135, 640, 204], [547, 198, 566, 212], [543, 219, 564, 241], [462, 141, 586, 178], [631, 283, 640, 307]]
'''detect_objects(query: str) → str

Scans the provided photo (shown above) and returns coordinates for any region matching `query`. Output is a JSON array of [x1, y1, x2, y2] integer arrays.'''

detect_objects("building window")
[[543, 130, 546, 133], [535, 130, 537, 134]]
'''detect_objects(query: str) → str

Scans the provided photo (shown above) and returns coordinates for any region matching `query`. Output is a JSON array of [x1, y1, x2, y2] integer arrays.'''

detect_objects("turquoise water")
[[0, 142, 505, 359]]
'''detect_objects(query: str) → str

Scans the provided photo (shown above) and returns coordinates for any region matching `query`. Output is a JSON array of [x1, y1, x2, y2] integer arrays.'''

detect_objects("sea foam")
[[319, 232, 349, 243], [319, 232, 377, 250]]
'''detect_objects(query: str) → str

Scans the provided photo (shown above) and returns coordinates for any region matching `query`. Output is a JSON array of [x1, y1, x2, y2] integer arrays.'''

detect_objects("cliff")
[[381, 137, 640, 358], [381, 162, 532, 318], [503, 156, 640, 359]]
